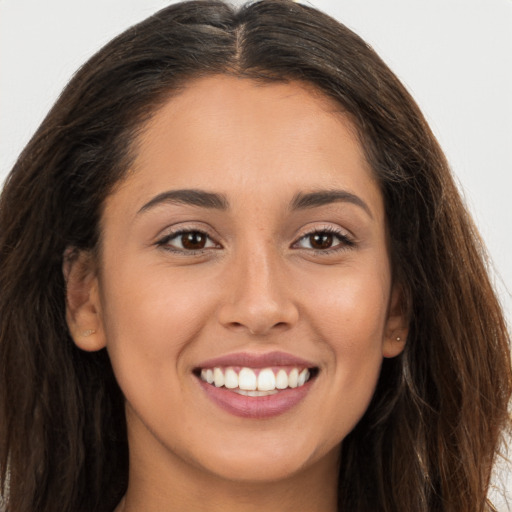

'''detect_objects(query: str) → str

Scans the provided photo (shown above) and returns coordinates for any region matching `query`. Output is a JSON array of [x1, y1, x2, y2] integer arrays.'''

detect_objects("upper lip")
[[195, 351, 316, 369]]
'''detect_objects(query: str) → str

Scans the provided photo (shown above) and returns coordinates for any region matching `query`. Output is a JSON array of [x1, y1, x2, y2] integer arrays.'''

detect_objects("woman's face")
[[68, 75, 406, 484]]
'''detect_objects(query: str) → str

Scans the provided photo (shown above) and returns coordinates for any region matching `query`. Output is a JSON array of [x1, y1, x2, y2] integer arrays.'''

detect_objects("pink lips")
[[195, 351, 317, 419], [196, 351, 315, 369]]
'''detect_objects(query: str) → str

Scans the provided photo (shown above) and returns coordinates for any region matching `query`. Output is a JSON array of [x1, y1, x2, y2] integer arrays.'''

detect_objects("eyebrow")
[[290, 190, 373, 218], [138, 188, 372, 218], [138, 189, 229, 213]]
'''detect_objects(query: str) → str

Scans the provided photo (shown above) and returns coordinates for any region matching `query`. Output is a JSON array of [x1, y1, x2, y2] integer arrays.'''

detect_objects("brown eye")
[[181, 231, 207, 250], [294, 229, 353, 252], [309, 233, 334, 250], [159, 230, 218, 252]]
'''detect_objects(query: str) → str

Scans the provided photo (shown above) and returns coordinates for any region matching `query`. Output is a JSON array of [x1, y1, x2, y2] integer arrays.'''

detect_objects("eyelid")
[[153, 222, 355, 255], [155, 224, 222, 253], [291, 224, 355, 251]]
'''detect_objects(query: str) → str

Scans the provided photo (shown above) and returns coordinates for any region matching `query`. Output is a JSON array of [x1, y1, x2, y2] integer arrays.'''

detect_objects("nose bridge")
[[218, 236, 298, 334], [242, 243, 278, 305]]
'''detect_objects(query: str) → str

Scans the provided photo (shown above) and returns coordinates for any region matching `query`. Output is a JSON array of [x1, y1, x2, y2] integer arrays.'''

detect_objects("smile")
[[194, 352, 318, 419], [199, 366, 312, 395]]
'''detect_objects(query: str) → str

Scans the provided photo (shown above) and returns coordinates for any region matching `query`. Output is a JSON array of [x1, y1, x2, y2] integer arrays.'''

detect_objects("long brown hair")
[[0, 1, 510, 511]]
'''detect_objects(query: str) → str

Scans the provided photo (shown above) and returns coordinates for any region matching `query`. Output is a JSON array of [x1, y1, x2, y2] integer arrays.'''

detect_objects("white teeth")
[[257, 368, 276, 391], [201, 366, 314, 392], [201, 368, 214, 384], [224, 368, 238, 389], [298, 368, 309, 386], [238, 367, 257, 390], [234, 389, 279, 397], [213, 367, 224, 387], [288, 368, 299, 388], [275, 369, 288, 389]]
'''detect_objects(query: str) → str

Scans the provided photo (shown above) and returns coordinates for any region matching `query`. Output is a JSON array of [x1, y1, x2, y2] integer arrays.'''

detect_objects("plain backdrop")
[[0, 0, 511, 509]]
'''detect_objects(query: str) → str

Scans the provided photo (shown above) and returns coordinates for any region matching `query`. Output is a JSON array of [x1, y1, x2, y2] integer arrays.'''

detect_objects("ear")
[[382, 284, 409, 358], [63, 248, 106, 352]]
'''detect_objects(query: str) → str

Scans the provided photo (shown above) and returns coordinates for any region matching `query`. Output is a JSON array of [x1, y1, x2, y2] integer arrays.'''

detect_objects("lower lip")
[[197, 377, 315, 419]]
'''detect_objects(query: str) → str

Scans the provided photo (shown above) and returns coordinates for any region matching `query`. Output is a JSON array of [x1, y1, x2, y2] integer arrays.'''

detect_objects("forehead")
[[108, 75, 382, 221]]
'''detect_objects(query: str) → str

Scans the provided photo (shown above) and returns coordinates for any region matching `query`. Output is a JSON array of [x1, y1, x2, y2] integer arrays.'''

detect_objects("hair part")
[[0, 1, 510, 511]]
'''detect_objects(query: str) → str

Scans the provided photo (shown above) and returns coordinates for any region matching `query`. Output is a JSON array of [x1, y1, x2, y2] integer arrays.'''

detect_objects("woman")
[[0, 1, 510, 511]]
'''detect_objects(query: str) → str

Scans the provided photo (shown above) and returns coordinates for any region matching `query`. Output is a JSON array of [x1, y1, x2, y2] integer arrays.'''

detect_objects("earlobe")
[[382, 284, 409, 358], [63, 248, 106, 352], [382, 332, 407, 358]]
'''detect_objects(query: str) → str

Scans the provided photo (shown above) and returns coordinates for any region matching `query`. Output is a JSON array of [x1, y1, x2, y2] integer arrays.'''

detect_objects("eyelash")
[[156, 229, 220, 254], [156, 226, 355, 255], [293, 225, 355, 253]]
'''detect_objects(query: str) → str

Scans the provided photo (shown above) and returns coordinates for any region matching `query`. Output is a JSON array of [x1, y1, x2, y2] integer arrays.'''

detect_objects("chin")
[[190, 434, 334, 484]]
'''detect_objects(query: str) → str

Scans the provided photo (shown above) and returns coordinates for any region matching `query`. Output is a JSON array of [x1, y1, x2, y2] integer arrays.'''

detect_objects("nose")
[[217, 244, 299, 336]]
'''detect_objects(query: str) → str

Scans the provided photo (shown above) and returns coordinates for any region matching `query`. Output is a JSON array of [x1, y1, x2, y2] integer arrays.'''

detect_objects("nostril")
[[246, 321, 293, 336], [217, 294, 299, 336]]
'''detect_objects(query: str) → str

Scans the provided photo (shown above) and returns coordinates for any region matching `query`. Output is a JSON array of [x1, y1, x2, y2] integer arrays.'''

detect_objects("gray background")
[[0, 0, 511, 508]]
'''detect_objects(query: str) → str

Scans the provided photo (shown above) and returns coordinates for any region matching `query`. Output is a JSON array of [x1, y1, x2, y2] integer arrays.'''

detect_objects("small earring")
[[396, 336, 401, 341], [82, 329, 96, 337]]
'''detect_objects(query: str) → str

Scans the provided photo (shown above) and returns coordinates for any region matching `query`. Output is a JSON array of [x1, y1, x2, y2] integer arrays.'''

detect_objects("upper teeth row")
[[200, 367, 311, 391]]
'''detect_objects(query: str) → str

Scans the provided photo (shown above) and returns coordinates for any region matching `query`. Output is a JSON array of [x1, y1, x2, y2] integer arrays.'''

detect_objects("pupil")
[[311, 233, 333, 249], [182, 232, 206, 250]]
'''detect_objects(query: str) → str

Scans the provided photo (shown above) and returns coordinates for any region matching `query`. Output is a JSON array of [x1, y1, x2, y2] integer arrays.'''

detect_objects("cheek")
[[99, 263, 216, 393], [302, 259, 391, 349], [319, 267, 389, 381], [298, 261, 390, 433]]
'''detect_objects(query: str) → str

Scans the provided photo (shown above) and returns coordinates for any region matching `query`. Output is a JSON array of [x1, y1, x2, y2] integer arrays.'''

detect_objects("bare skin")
[[65, 76, 407, 511]]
